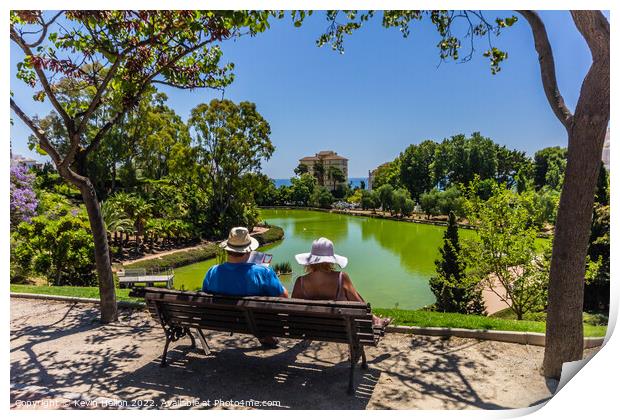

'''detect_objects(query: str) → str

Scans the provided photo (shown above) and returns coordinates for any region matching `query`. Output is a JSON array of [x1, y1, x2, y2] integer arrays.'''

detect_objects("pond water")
[[174, 209, 477, 309]]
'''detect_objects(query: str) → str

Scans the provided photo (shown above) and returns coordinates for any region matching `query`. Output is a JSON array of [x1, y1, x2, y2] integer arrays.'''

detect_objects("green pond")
[[174, 209, 479, 310]]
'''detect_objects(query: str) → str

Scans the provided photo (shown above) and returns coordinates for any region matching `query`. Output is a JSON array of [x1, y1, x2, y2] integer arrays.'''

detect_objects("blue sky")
[[10, 11, 605, 178]]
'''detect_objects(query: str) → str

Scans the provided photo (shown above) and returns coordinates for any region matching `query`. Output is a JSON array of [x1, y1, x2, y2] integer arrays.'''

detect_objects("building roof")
[[300, 151, 348, 162]]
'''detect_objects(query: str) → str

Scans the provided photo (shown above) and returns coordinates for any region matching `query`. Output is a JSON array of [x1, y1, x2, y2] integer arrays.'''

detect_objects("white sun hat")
[[220, 227, 259, 253], [295, 237, 348, 268]]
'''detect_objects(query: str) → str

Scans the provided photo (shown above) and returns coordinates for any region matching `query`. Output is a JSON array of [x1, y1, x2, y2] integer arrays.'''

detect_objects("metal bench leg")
[[361, 348, 368, 370], [160, 337, 171, 367], [195, 328, 210, 356], [348, 358, 356, 395], [185, 328, 196, 349]]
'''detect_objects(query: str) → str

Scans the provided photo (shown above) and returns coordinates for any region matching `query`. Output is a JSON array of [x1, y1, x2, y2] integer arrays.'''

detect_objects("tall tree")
[[430, 211, 484, 314], [311, 9, 609, 379], [188, 99, 274, 236], [312, 160, 326, 186], [11, 10, 273, 322], [534, 146, 567, 191], [399, 140, 437, 200], [327, 166, 345, 191]]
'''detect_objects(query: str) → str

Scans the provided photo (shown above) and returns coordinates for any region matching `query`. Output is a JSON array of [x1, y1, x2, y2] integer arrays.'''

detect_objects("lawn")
[[10, 284, 142, 303], [372, 308, 607, 337], [11, 284, 607, 337]]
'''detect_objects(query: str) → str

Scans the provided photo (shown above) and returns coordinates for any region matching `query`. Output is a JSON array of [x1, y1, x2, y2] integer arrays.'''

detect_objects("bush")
[[12, 211, 97, 286], [253, 225, 285, 245], [310, 187, 334, 209], [273, 261, 292, 274]]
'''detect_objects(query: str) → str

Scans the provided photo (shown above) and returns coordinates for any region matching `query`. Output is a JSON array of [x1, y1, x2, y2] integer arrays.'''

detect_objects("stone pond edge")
[[11, 292, 604, 348]]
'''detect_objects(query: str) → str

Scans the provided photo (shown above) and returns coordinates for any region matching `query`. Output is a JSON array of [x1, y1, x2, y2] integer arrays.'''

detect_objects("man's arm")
[[280, 287, 289, 298]]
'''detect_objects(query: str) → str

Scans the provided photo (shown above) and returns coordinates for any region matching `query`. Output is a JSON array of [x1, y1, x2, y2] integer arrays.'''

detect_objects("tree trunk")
[[542, 11, 609, 379], [79, 180, 119, 323]]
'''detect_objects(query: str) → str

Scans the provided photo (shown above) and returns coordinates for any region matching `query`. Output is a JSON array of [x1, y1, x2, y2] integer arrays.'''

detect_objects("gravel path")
[[11, 298, 591, 410]]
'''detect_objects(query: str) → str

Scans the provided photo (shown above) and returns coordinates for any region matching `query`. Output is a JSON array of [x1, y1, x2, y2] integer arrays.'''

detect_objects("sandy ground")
[[11, 298, 592, 410]]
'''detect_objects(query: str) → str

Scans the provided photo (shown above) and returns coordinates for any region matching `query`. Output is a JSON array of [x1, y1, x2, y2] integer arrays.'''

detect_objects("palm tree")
[[100, 200, 133, 254]]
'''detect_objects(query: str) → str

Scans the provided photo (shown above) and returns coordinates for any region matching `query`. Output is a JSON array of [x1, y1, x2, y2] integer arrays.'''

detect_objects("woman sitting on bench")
[[292, 237, 391, 328]]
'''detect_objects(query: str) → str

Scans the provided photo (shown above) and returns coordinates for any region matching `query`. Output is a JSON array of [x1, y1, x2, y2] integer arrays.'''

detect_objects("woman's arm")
[[341, 272, 365, 303]]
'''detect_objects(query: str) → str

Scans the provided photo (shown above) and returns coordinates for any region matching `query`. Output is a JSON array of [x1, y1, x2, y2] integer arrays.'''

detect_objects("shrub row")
[[124, 243, 220, 270], [123, 225, 284, 270]]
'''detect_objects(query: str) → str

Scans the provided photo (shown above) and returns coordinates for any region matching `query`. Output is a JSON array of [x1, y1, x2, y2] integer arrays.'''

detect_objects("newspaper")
[[247, 251, 273, 266]]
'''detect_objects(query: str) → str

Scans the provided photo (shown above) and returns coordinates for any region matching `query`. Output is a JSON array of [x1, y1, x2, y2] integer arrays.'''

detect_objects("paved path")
[[11, 298, 589, 410]]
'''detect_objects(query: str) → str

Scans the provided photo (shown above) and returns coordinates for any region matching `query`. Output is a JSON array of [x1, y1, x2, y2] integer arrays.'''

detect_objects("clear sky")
[[10, 11, 607, 178]]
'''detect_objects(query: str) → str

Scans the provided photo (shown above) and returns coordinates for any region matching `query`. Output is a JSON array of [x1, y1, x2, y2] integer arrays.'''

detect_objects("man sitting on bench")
[[202, 226, 289, 348]]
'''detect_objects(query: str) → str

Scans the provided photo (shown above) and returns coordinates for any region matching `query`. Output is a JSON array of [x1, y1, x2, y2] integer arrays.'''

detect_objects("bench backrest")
[[142, 287, 379, 346], [121, 268, 147, 277]]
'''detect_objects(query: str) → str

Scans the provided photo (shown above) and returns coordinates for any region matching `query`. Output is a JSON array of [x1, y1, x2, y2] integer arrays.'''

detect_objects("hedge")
[[124, 243, 220, 270], [123, 225, 285, 270]]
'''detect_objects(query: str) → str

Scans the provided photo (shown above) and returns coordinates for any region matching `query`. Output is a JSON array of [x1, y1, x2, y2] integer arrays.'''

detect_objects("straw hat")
[[220, 227, 259, 253], [295, 237, 348, 268]]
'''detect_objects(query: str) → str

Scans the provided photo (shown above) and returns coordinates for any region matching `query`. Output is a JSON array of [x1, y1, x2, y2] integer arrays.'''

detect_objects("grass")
[[10, 284, 142, 303], [373, 308, 607, 337], [10, 283, 607, 338]]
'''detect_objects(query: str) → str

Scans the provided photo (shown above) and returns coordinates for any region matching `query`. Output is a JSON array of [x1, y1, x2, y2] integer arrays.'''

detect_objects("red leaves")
[[14, 11, 40, 24], [29, 55, 83, 79]]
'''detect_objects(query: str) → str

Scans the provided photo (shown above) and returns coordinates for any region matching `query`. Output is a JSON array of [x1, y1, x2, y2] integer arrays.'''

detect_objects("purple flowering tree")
[[10, 164, 38, 228]]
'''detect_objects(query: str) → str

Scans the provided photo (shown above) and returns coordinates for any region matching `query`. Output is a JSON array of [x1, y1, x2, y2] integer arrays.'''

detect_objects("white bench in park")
[[117, 268, 174, 289]]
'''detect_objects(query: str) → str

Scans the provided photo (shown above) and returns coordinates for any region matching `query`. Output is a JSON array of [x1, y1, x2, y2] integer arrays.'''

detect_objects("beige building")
[[299, 150, 348, 190], [602, 127, 610, 170]]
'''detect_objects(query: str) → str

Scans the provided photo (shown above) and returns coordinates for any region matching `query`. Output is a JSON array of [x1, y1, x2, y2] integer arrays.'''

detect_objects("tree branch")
[[27, 11, 63, 48], [10, 26, 75, 134], [10, 98, 62, 165], [517, 10, 573, 130]]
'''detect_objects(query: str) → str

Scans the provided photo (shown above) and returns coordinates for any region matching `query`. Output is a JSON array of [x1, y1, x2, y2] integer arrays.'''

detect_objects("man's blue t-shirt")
[[202, 263, 284, 297]]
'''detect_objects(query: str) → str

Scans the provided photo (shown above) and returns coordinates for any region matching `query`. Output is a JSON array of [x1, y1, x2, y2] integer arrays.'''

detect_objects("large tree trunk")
[[78, 179, 119, 323], [540, 11, 610, 378]]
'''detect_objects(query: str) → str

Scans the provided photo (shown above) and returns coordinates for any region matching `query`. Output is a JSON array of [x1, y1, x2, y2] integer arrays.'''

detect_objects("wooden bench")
[[139, 287, 386, 394], [118, 268, 174, 289]]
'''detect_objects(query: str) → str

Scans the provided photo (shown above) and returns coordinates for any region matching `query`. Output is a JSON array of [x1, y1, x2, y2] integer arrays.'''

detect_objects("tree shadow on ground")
[[11, 302, 551, 410], [368, 336, 512, 409], [109, 334, 381, 409]]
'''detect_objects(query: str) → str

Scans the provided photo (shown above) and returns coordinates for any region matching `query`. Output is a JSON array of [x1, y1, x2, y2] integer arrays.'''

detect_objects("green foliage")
[[360, 189, 380, 211], [125, 244, 220, 271], [314, 11, 516, 74], [585, 203, 610, 311], [347, 189, 363, 205], [253, 225, 285, 246], [430, 212, 485, 314], [289, 173, 317, 206], [371, 307, 606, 337], [294, 163, 309, 176], [189, 99, 274, 237], [462, 181, 551, 319], [376, 184, 395, 213], [12, 209, 96, 286], [534, 146, 567, 191], [595, 163, 610, 206], [399, 140, 437, 200], [372, 159, 402, 189], [419, 186, 465, 218], [391, 188, 413, 216], [310, 186, 335, 209], [273, 261, 292, 274]]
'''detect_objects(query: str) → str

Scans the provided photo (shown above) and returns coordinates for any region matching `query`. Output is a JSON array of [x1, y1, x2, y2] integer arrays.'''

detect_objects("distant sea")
[[273, 177, 368, 189]]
